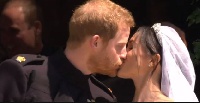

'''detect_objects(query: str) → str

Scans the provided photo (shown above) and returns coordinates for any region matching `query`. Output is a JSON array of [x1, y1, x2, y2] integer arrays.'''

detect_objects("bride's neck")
[[132, 67, 162, 102], [133, 78, 161, 102]]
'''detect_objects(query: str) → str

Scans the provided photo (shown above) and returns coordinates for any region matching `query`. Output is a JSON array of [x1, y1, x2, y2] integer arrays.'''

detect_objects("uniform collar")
[[49, 49, 116, 102], [48, 49, 92, 101], [89, 75, 117, 102]]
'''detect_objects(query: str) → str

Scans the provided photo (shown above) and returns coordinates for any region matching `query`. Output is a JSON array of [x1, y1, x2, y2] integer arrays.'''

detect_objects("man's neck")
[[64, 47, 92, 75]]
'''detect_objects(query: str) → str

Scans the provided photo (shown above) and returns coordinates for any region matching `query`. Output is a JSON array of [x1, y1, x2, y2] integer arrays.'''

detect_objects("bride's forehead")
[[130, 32, 142, 42]]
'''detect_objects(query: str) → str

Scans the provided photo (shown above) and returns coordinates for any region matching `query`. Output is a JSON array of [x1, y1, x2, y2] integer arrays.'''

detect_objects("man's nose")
[[120, 47, 127, 59]]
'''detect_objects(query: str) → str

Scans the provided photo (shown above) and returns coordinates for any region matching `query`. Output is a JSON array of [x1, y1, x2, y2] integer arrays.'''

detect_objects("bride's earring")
[[148, 63, 152, 68]]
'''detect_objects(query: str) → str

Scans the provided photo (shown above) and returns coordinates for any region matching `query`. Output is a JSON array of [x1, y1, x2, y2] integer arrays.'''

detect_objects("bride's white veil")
[[152, 23, 198, 102]]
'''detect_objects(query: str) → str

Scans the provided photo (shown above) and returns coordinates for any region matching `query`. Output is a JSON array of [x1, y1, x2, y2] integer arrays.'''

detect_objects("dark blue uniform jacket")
[[0, 50, 116, 102]]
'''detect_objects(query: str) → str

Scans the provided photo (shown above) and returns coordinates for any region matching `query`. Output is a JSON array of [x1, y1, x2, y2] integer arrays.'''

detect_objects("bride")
[[117, 23, 198, 102]]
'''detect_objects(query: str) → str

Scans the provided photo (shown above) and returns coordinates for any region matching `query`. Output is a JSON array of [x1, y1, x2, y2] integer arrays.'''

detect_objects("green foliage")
[[191, 0, 199, 5], [190, 40, 200, 66], [187, 0, 200, 26], [187, 0, 200, 67], [187, 8, 200, 26]]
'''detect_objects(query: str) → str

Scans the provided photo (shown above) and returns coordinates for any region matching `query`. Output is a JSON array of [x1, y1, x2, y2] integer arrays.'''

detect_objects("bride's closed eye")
[[127, 42, 133, 51]]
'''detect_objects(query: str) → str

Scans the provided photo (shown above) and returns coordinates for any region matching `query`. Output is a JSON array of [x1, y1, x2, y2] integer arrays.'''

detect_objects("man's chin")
[[108, 74, 117, 77], [98, 70, 117, 77], [106, 70, 118, 77]]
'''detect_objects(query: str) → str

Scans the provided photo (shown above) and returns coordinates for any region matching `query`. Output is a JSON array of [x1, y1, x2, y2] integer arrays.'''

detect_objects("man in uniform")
[[0, 0, 57, 63], [0, 0, 135, 102]]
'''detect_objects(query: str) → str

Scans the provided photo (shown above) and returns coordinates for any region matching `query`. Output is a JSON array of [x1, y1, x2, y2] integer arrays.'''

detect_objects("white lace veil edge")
[[151, 23, 198, 102]]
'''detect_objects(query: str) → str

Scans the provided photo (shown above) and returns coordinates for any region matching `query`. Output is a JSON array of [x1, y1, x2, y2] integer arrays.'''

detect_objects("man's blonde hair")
[[68, 0, 135, 49]]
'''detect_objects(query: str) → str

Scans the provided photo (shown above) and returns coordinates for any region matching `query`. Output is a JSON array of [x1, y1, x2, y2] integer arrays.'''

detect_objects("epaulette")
[[12, 54, 47, 66]]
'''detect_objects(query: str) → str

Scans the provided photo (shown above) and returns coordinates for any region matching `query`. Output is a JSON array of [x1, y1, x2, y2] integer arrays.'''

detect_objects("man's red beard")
[[87, 53, 121, 77]]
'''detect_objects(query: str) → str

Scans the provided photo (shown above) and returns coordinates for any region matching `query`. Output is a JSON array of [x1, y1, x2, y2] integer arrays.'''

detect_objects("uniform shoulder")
[[11, 54, 47, 66]]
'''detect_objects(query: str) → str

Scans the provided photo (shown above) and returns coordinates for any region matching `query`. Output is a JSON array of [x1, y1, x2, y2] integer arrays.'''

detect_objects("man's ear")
[[90, 35, 100, 48], [33, 21, 42, 36]]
